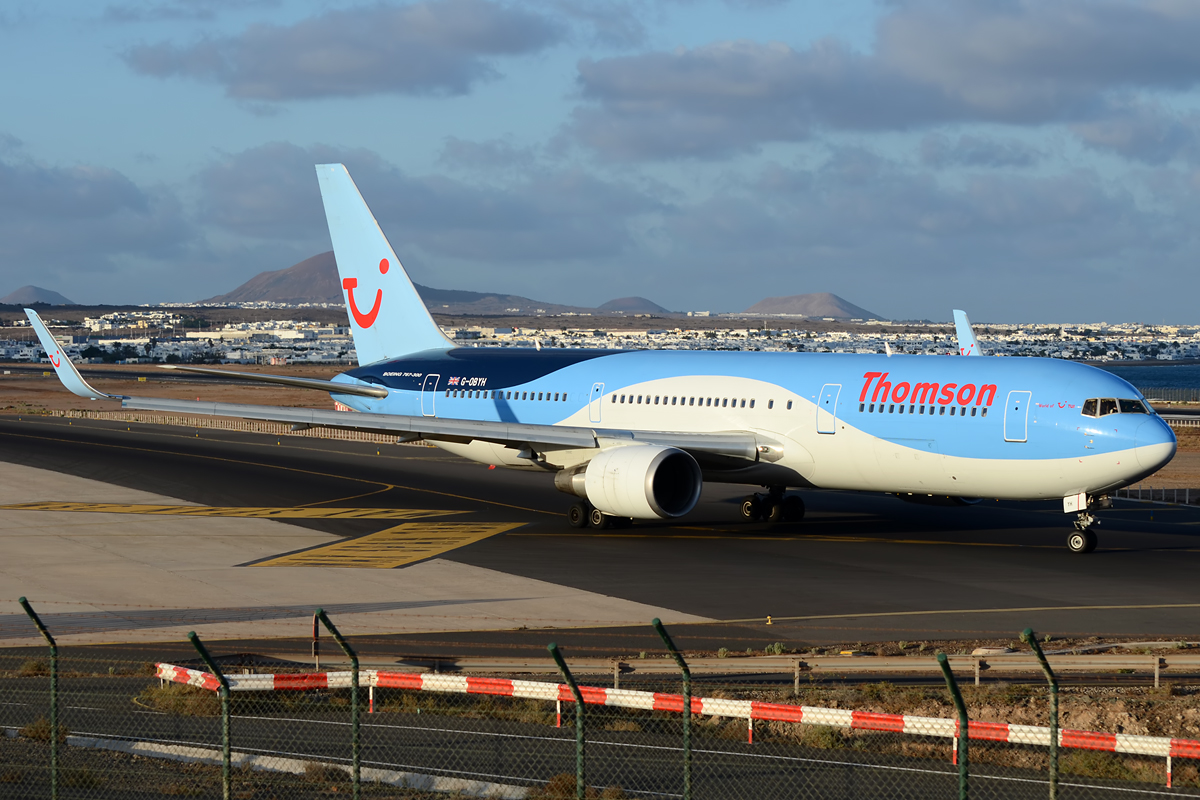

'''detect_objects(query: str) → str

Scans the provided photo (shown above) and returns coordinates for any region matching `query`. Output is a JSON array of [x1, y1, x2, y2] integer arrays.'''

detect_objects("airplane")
[[26, 164, 1177, 554]]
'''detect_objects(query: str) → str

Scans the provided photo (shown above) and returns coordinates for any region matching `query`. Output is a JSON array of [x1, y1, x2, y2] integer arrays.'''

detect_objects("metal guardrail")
[[1161, 413, 1200, 428]]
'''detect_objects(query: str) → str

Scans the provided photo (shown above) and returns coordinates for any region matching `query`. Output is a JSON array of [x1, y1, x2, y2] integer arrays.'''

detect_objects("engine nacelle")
[[582, 445, 702, 519]]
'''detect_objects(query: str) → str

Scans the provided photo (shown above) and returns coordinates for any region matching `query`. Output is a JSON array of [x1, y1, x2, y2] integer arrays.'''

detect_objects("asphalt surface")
[[2, 415, 1200, 655]]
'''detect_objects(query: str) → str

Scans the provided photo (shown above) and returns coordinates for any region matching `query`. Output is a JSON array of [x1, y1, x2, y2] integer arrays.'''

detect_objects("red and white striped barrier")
[[157, 664, 1200, 786]]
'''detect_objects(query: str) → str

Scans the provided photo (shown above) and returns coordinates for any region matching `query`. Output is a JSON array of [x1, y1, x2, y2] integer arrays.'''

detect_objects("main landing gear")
[[740, 487, 805, 524], [567, 501, 631, 530]]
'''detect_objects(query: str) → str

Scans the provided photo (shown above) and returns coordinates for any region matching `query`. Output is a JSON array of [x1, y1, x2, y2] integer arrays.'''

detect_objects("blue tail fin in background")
[[315, 164, 453, 365], [953, 309, 985, 356]]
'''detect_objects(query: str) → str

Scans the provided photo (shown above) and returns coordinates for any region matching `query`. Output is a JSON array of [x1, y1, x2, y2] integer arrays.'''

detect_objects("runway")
[[1, 414, 1199, 655]]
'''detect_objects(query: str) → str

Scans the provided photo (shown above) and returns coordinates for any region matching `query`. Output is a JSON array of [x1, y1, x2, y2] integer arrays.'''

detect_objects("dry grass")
[[136, 682, 222, 717], [19, 716, 68, 743]]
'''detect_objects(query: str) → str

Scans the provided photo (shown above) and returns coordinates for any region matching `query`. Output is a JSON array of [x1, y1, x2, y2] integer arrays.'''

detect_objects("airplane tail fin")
[[952, 309, 985, 356], [24, 309, 124, 400], [315, 164, 453, 365]]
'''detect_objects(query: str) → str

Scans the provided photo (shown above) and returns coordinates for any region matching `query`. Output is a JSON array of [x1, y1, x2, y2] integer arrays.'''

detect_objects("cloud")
[[644, 148, 1200, 320], [1072, 101, 1200, 164], [103, 0, 277, 23], [437, 136, 538, 172], [196, 142, 664, 265], [0, 155, 196, 303], [123, 0, 562, 100], [567, 0, 1200, 160], [920, 134, 1041, 169]]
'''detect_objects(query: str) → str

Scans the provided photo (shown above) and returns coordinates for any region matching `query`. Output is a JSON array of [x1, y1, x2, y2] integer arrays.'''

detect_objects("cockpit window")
[[1082, 397, 1147, 417], [1119, 398, 1148, 414]]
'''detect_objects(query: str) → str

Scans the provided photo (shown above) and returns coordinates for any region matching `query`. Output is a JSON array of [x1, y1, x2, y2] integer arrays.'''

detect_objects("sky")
[[2, 0, 1200, 323]]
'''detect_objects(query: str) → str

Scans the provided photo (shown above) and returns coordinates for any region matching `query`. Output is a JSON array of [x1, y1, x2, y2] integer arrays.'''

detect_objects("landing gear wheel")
[[567, 502, 589, 529], [588, 507, 612, 529], [1067, 529, 1097, 554], [782, 495, 806, 522], [740, 495, 761, 522], [764, 500, 785, 523]]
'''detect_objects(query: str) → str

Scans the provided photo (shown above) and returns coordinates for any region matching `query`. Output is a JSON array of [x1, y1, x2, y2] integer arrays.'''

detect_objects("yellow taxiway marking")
[[254, 522, 522, 568], [0, 502, 460, 520]]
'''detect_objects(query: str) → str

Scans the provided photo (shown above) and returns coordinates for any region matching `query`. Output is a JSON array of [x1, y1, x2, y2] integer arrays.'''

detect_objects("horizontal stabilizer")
[[159, 365, 388, 398]]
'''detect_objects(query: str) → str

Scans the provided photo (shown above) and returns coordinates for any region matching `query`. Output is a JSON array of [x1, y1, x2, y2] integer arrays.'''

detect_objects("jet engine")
[[562, 445, 703, 519]]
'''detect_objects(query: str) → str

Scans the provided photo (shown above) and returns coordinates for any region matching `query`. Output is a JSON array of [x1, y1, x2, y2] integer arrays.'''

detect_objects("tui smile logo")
[[50, 350, 61, 367], [343, 258, 389, 328]]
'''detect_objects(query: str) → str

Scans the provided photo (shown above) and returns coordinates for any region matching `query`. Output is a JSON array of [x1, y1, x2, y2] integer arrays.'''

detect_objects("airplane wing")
[[27, 309, 775, 464], [952, 309, 985, 356]]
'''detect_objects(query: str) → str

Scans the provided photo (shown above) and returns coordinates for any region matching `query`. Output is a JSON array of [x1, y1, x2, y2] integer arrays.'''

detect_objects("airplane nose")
[[1134, 417, 1177, 470]]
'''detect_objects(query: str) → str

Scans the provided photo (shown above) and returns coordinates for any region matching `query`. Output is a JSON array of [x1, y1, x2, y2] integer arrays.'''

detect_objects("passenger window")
[[898, 405, 905, 414], [860, 403, 865, 412], [723, 398, 728, 408], [672, 397, 677, 405], [507, 392, 512, 400], [971, 407, 977, 417], [563, 393, 568, 402], [538, 392, 543, 401], [706, 398, 711, 407], [444, 390, 449, 397], [1119, 399, 1148, 414], [768, 400, 774, 410], [749, 399, 755, 408], [869, 403, 874, 412], [919, 405, 924, 415], [909, 404, 914, 414], [620, 395, 625, 403], [740, 399, 746, 408], [1100, 398, 1118, 416], [690, 397, 695, 406], [1082, 399, 1097, 417], [940, 406, 946, 416], [522, 392, 528, 400], [787, 400, 793, 410], [950, 407, 956, 416], [981, 408, 988, 417], [553, 393, 559, 401], [611, 395, 616, 403]]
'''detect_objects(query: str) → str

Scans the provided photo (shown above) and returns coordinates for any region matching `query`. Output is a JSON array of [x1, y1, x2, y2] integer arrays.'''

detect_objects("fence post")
[[315, 608, 360, 800], [548, 643, 585, 800], [188, 632, 230, 800], [652, 618, 692, 800], [19, 598, 57, 800], [1022, 628, 1058, 800], [937, 653, 969, 800]]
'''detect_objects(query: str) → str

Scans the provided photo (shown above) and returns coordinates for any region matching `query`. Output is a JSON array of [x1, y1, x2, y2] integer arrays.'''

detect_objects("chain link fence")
[[3, 608, 1199, 799]]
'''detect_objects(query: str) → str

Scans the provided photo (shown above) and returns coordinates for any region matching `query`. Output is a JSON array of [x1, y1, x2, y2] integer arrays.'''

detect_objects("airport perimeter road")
[[3, 415, 1200, 648]]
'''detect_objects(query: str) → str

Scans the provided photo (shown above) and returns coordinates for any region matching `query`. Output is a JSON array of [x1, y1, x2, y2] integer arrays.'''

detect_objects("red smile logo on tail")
[[343, 258, 390, 328], [51, 351, 61, 368]]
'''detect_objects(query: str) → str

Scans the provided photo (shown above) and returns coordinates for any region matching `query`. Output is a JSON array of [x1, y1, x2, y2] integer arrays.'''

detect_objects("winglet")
[[23, 309, 124, 400], [952, 309, 985, 356]]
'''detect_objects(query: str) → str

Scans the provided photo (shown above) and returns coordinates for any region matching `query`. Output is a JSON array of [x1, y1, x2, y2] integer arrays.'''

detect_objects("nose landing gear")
[[1067, 524, 1097, 554], [1065, 495, 1110, 553]]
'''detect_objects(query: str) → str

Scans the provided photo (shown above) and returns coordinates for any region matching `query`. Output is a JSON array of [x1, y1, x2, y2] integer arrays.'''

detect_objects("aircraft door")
[[817, 383, 841, 434], [421, 374, 440, 417], [589, 382, 604, 423], [1003, 390, 1031, 442]]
